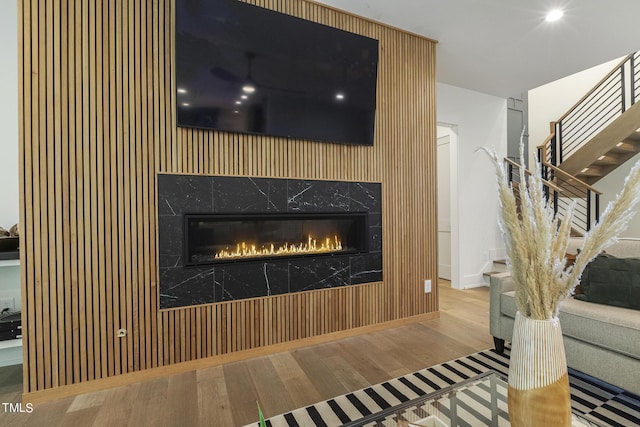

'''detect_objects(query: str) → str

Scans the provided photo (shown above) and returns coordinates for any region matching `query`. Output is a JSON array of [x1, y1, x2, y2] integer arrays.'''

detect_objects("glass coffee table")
[[343, 371, 605, 426]]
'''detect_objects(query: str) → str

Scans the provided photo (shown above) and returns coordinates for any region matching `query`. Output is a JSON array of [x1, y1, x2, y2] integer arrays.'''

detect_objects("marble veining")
[[263, 263, 272, 296], [300, 265, 351, 291], [163, 198, 177, 215], [249, 178, 280, 211], [165, 268, 215, 291], [287, 181, 350, 212], [351, 269, 383, 278], [216, 272, 235, 301], [287, 184, 314, 204]]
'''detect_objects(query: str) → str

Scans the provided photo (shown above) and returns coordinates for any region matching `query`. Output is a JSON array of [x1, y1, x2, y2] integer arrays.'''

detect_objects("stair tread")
[[577, 166, 603, 177], [611, 142, 638, 153], [483, 271, 503, 276], [593, 154, 620, 166]]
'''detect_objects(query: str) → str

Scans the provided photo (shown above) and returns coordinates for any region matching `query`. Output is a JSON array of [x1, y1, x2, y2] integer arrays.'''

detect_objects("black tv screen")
[[175, 0, 379, 146]]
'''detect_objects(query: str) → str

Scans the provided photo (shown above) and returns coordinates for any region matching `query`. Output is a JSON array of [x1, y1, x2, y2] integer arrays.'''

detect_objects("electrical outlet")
[[424, 279, 432, 293], [117, 329, 127, 338], [0, 297, 15, 312]]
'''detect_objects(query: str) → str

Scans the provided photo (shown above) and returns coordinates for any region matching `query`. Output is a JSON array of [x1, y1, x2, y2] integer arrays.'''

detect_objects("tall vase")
[[507, 311, 571, 427]]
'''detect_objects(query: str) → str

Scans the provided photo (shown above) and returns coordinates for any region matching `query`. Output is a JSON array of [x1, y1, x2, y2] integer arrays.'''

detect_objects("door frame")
[[437, 122, 460, 288]]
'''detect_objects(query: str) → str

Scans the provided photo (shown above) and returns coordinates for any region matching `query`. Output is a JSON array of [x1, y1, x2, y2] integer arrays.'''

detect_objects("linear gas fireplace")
[[185, 213, 369, 266], [158, 174, 382, 308]]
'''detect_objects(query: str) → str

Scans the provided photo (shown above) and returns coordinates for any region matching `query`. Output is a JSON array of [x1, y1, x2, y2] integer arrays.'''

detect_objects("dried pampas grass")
[[481, 144, 640, 320]]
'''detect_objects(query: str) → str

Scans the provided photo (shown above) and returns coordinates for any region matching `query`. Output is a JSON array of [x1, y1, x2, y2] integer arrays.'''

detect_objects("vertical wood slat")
[[59, 0, 72, 387], [19, 0, 438, 394], [52, 0, 63, 388]]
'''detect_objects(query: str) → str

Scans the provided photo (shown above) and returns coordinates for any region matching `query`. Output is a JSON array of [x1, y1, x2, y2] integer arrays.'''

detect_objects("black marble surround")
[[158, 175, 382, 309]]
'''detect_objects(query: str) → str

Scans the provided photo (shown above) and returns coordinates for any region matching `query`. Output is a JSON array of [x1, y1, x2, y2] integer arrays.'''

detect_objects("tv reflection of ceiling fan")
[[210, 51, 304, 94]]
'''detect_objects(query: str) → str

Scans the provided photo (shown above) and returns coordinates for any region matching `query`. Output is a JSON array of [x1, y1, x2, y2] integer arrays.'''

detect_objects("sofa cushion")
[[566, 237, 640, 258], [500, 290, 640, 359], [576, 253, 640, 310], [559, 297, 640, 359]]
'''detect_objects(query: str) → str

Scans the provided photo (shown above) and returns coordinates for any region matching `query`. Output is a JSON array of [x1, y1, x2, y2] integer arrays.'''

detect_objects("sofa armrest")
[[489, 272, 514, 338], [490, 272, 514, 293]]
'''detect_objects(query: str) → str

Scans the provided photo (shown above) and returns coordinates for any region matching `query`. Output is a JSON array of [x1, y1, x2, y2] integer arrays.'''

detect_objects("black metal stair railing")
[[634, 51, 640, 106], [527, 54, 638, 232], [548, 52, 639, 166], [506, 158, 600, 235]]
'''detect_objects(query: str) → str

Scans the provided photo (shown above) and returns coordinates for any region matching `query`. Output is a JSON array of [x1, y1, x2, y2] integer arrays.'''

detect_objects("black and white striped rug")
[[244, 348, 640, 427]]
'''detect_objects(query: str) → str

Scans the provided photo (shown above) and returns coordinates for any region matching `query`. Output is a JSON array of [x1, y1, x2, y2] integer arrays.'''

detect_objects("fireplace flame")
[[214, 235, 343, 260]]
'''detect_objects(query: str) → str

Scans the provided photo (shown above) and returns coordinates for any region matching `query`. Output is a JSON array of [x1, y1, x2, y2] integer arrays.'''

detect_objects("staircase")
[[507, 51, 640, 236], [505, 154, 598, 236], [546, 51, 640, 185]]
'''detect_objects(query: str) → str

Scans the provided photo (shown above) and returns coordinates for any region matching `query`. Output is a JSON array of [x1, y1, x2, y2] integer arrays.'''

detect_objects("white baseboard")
[[462, 273, 485, 289], [462, 282, 490, 289]]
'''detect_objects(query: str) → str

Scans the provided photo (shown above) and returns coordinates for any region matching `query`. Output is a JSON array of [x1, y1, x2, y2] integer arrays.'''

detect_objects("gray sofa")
[[490, 238, 640, 395]]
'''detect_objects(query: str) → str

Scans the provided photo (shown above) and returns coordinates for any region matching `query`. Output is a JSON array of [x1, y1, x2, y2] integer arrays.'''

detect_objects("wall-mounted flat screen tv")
[[176, 0, 379, 146]]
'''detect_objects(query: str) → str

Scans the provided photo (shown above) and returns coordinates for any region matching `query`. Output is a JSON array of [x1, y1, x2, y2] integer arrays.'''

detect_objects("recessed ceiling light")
[[241, 95, 248, 100], [617, 142, 624, 147], [581, 167, 589, 173], [242, 84, 256, 94], [177, 88, 187, 94], [335, 93, 345, 100], [235, 100, 242, 105], [545, 9, 564, 22], [181, 102, 190, 107]]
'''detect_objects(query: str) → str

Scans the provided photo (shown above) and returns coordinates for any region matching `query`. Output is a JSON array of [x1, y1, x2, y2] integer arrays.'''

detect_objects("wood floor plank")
[[317, 351, 371, 393], [268, 352, 323, 411], [289, 345, 350, 400], [0, 390, 30, 427], [196, 366, 234, 427], [421, 312, 494, 353], [222, 361, 261, 426], [66, 389, 109, 413], [125, 377, 169, 427], [163, 371, 199, 427], [90, 385, 139, 427], [328, 337, 392, 385], [246, 356, 294, 421], [57, 407, 100, 427], [15, 395, 72, 427], [359, 327, 429, 375], [359, 332, 415, 378]]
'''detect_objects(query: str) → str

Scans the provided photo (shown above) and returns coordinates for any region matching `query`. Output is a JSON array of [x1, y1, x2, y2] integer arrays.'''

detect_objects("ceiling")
[[313, 0, 640, 98]]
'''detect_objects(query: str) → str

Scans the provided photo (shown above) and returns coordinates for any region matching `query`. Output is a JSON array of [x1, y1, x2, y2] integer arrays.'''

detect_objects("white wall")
[[528, 56, 640, 238], [0, 0, 19, 229], [437, 83, 507, 289]]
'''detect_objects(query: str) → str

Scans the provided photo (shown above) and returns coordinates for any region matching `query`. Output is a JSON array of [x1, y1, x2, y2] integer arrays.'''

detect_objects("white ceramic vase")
[[507, 311, 571, 427]]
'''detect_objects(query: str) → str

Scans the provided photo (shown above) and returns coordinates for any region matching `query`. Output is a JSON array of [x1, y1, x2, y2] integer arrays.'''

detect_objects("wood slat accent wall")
[[18, 0, 437, 393]]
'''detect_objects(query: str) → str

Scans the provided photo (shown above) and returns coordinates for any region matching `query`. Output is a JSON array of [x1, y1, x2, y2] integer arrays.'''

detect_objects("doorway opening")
[[437, 123, 459, 288]]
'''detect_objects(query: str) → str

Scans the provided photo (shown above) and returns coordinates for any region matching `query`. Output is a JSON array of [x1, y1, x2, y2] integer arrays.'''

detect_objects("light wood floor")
[[0, 280, 491, 426]]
